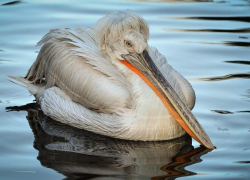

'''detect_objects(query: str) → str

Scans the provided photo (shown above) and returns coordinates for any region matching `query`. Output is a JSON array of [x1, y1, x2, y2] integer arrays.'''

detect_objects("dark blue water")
[[0, 0, 250, 179]]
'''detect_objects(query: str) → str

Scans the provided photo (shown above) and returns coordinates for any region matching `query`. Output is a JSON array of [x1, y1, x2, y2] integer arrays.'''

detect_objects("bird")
[[8, 12, 214, 149]]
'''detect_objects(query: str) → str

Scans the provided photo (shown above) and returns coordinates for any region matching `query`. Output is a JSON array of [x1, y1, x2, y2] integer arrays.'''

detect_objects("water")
[[0, 0, 249, 179]]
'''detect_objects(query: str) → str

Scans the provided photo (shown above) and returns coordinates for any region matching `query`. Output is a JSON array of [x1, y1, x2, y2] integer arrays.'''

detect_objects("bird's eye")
[[125, 41, 132, 48]]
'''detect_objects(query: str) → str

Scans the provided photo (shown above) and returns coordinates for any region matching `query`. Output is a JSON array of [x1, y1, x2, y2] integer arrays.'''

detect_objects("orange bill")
[[121, 51, 215, 149]]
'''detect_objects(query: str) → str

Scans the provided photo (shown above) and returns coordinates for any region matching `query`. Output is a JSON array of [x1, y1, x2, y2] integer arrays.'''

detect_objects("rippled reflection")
[[225, 61, 250, 65], [180, 41, 250, 47], [1, 0, 20, 6], [0, 59, 15, 64], [166, 28, 250, 33], [224, 41, 250, 47], [183, 16, 250, 23], [126, 0, 214, 3], [235, 161, 250, 164], [211, 110, 234, 114], [7, 103, 211, 180], [189, 73, 250, 82], [211, 110, 250, 114]]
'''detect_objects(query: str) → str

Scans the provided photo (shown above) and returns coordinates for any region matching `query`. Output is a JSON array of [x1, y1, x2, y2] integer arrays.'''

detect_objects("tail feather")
[[7, 76, 43, 95]]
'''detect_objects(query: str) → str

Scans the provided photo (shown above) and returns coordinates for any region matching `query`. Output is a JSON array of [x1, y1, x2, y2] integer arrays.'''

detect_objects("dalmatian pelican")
[[8, 12, 215, 149]]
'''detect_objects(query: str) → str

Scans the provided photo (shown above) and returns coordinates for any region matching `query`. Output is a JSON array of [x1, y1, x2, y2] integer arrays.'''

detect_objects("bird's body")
[[9, 12, 214, 148]]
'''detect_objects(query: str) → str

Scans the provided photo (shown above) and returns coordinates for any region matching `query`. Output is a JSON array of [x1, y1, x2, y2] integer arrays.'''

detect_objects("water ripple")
[[224, 61, 250, 65], [165, 28, 250, 33], [211, 110, 233, 114], [182, 41, 250, 47], [182, 16, 250, 23], [126, 0, 215, 3], [0, 59, 15, 64], [1, 0, 20, 6], [224, 41, 250, 47], [211, 110, 250, 114], [234, 161, 250, 164], [189, 73, 250, 81]]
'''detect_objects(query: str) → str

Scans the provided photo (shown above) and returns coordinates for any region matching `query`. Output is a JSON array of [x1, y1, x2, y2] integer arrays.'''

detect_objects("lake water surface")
[[0, 0, 250, 179]]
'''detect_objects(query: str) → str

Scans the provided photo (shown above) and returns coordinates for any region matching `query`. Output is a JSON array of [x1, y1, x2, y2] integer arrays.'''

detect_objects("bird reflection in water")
[[7, 103, 211, 180]]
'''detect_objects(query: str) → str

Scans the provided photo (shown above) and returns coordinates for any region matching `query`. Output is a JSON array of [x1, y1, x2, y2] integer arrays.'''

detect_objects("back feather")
[[25, 28, 133, 114]]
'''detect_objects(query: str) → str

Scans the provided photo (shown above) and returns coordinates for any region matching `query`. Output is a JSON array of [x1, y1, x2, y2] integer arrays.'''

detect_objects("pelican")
[[8, 12, 214, 149]]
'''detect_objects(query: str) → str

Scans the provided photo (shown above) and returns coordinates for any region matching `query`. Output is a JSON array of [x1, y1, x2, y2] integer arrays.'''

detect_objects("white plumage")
[[8, 12, 196, 141]]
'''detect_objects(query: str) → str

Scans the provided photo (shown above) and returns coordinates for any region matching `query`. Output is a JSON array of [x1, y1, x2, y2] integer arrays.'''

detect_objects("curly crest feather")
[[94, 12, 149, 55]]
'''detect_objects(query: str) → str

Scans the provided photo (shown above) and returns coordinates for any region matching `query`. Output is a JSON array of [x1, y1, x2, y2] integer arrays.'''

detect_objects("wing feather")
[[26, 28, 133, 114]]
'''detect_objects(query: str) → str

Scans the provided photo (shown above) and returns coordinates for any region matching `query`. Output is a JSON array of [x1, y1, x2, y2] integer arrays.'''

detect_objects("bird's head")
[[94, 11, 149, 59]]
